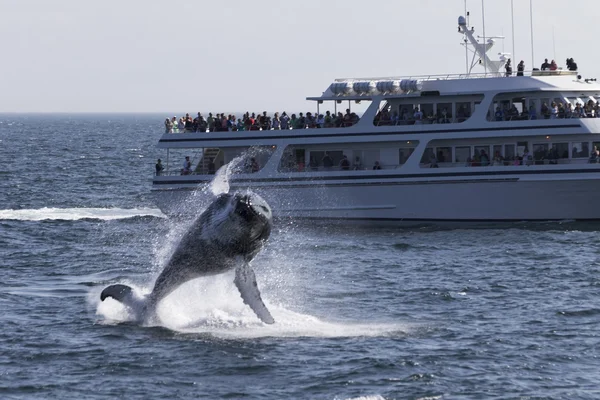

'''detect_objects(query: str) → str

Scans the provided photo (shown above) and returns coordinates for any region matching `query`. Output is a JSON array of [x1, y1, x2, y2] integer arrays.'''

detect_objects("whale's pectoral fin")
[[234, 264, 275, 324], [101, 284, 134, 303]]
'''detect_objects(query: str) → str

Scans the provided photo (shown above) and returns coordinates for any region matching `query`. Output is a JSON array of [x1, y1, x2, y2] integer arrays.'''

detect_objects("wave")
[[0, 207, 166, 221]]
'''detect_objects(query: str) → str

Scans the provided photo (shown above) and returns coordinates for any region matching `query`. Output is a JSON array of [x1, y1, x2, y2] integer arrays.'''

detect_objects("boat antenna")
[[511, 0, 516, 66], [464, 0, 469, 75], [481, 0, 487, 74], [530, 0, 535, 70], [552, 25, 556, 61]]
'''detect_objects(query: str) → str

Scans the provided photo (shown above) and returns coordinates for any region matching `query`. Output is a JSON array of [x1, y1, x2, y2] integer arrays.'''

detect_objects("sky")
[[1, 0, 599, 113]]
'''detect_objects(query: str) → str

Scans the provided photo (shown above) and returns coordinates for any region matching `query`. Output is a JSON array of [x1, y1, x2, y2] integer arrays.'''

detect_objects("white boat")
[[152, 15, 600, 223]]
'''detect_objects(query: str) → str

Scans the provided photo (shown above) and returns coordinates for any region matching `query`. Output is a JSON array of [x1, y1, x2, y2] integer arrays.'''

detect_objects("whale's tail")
[[100, 284, 149, 320]]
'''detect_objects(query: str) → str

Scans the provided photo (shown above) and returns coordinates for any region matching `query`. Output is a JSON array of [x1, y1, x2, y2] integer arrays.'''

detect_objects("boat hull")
[[151, 171, 600, 223]]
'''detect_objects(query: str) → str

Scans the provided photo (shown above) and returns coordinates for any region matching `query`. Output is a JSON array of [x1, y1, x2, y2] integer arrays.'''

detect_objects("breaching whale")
[[100, 191, 275, 324]]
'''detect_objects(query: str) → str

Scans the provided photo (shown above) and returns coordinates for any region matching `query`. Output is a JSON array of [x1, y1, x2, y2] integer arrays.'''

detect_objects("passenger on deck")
[[541, 58, 550, 71], [207, 113, 215, 132], [171, 116, 178, 133], [522, 148, 532, 166], [339, 155, 350, 170], [280, 112, 290, 129], [373, 161, 382, 170], [550, 102, 558, 119], [297, 113, 306, 129], [505, 58, 513, 77], [272, 112, 281, 130], [590, 146, 599, 163], [316, 114, 325, 128], [480, 149, 490, 166], [155, 159, 164, 175], [567, 58, 578, 71], [413, 107, 423, 124], [259, 111, 270, 131], [236, 118, 245, 131], [165, 118, 173, 133], [528, 105, 537, 120], [249, 157, 260, 173], [492, 151, 504, 166], [322, 152, 334, 170], [549, 60, 558, 71], [353, 156, 361, 170], [541, 103, 550, 119], [208, 158, 216, 175], [343, 109, 352, 127], [181, 156, 192, 175], [290, 114, 298, 129], [324, 111, 333, 128], [517, 60, 525, 76], [494, 106, 504, 121]]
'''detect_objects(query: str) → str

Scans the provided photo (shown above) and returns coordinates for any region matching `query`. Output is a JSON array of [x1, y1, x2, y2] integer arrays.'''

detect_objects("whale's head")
[[200, 191, 272, 261]]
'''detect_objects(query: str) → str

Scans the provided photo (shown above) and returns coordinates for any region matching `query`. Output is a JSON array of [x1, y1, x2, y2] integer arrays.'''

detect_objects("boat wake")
[[0, 207, 166, 221], [93, 274, 407, 339]]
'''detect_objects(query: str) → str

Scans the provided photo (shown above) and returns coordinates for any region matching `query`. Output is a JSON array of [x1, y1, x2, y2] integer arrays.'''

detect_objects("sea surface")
[[1, 114, 599, 400]]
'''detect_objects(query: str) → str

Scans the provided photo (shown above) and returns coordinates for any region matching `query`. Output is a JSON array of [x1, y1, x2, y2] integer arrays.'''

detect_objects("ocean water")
[[1, 114, 599, 400]]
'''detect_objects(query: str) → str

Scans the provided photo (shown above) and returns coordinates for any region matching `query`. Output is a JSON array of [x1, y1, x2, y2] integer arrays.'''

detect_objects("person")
[[517, 60, 525, 76], [549, 60, 558, 71], [541, 58, 550, 71], [480, 149, 490, 166], [505, 58, 512, 77], [321, 152, 334, 169], [567, 58, 578, 71], [181, 156, 192, 175], [249, 157, 260, 173], [339, 155, 350, 170], [164, 118, 173, 133], [590, 146, 599, 163], [155, 159, 164, 175], [373, 161, 382, 170], [352, 156, 361, 170], [208, 157, 216, 175], [171, 116, 178, 133]]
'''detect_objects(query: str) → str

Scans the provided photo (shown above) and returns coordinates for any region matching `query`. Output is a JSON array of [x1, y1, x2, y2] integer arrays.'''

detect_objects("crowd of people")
[[164, 110, 360, 133], [492, 98, 600, 122]]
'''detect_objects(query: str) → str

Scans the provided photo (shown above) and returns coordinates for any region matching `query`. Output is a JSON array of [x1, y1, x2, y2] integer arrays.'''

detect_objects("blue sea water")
[[1, 114, 599, 399]]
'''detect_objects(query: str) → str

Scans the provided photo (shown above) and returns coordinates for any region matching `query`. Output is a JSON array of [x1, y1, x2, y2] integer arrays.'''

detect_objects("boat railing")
[[334, 69, 578, 83]]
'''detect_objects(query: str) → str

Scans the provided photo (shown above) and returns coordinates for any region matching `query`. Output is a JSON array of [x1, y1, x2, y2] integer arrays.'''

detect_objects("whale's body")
[[101, 192, 275, 324]]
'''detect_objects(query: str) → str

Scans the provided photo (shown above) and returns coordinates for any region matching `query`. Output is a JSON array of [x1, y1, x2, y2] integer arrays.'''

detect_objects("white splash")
[[95, 274, 408, 339], [0, 207, 165, 221]]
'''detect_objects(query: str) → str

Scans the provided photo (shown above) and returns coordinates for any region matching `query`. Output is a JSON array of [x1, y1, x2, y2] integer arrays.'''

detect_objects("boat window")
[[456, 102, 471, 123], [399, 147, 415, 164], [474, 145, 491, 165], [492, 145, 503, 158], [419, 103, 434, 124], [504, 144, 516, 160], [436, 103, 453, 123], [308, 150, 345, 171], [436, 147, 452, 163], [571, 142, 589, 158], [455, 146, 471, 163], [553, 143, 569, 159], [420, 147, 436, 164], [532, 143, 549, 164]]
